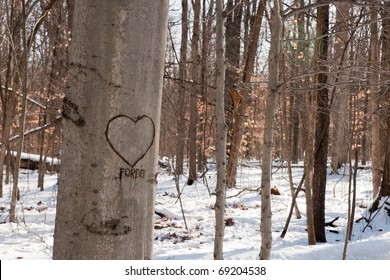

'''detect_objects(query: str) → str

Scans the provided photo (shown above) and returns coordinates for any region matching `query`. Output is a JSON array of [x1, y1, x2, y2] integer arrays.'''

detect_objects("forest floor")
[[0, 159, 389, 260]]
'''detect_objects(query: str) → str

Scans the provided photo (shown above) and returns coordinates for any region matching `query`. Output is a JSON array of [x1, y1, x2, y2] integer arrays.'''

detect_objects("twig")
[[226, 187, 260, 199], [174, 174, 188, 231]]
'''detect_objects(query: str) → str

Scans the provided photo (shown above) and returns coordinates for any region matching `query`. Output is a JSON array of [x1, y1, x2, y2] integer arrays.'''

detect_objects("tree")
[[175, 0, 188, 176], [259, 0, 282, 260], [53, 0, 168, 259], [213, 0, 227, 260], [10, 0, 29, 223], [370, 3, 381, 199], [188, 0, 201, 184], [224, 0, 242, 178], [329, 2, 350, 174], [379, 2, 390, 196], [312, 1, 330, 243]]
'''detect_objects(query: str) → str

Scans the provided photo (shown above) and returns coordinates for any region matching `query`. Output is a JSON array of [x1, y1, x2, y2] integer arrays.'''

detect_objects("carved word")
[[120, 167, 146, 179]]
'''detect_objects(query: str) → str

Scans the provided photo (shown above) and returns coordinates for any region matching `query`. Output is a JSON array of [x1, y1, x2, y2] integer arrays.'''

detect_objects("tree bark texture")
[[312, 2, 329, 243], [175, 0, 188, 175], [329, 3, 350, 174], [53, 0, 168, 259], [214, 0, 227, 260], [188, 0, 201, 183], [380, 2, 390, 196], [370, 4, 382, 199]]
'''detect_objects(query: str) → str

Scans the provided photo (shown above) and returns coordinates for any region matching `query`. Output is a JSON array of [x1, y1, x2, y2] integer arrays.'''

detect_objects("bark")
[[53, 0, 168, 259], [312, 2, 330, 243], [304, 93, 317, 245], [380, 2, 390, 196], [259, 0, 282, 260], [214, 0, 227, 260], [329, 3, 350, 174], [198, 0, 214, 173], [225, 0, 242, 151], [175, 0, 188, 175], [10, 1, 29, 223], [37, 108, 47, 191], [381, 116, 390, 196], [370, 4, 381, 198], [188, 0, 201, 184], [291, 95, 300, 164], [298, 0, 316, 245], [0, 3, 18, 198]]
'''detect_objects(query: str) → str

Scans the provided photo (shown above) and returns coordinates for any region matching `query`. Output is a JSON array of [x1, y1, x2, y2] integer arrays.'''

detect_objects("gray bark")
[[213, 0, 227, 260], [53, 0, 168, 259], [259, 0, 282, 260], [175, 0, 188, 175], [370, 4, 381, 199]]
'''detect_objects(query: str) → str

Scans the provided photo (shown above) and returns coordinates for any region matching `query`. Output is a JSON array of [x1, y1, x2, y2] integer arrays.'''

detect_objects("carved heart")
[[105, 115, 155, 167]]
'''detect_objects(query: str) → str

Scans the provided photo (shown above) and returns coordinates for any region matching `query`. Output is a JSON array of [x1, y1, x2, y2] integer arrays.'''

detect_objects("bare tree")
[[188, 0, 201, 184], [311, 1, 330, 243], [370, 3, 381, 199], [214, 0, 227, 260], [259, 0, 282, 260], [175, 0, 188, 176]]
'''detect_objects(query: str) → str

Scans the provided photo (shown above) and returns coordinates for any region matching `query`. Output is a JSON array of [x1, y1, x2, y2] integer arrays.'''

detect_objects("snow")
[[0, 160, 390, 260], [8, 151, 61, 165]]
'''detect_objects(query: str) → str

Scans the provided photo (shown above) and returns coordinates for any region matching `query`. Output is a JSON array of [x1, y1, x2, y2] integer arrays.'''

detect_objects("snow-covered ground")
[[0, 160, 389, 260]]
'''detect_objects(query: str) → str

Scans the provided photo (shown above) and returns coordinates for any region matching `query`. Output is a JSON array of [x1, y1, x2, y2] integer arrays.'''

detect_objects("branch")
[[27, 0, 58, 50], [2, 116, 62, 146], [283, 0, 385, 19], [1, 83, 47, 110]]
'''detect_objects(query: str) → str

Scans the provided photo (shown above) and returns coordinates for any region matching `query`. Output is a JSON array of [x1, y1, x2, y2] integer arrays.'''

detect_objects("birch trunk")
[[53, 0, 168, 259]]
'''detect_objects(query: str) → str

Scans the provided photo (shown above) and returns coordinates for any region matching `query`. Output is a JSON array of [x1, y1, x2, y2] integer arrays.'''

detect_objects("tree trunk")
[[188, 0, 201, 184], [214, 0, 227, 260], [37, 108, 47, 191], [312, 2, 330, 243], [197, 0, 214, 174], [175, 0, 188, 176], [381, 116, 390, 196], [380, 2, 390, 196], [370, 4, 381, 199], [53, 0, 168, 259], [225, 0, 242, 157], [0, 3, 18, 198], [226, 0, 265, 188], [303, 93, 317, 245], [259, 0, 282, 260], [10, 1, 29, 223], [330, 3, 350, 174]]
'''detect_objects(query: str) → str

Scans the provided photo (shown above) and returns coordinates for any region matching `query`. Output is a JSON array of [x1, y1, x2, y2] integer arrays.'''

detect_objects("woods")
[[1, 0, 390, 260]]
